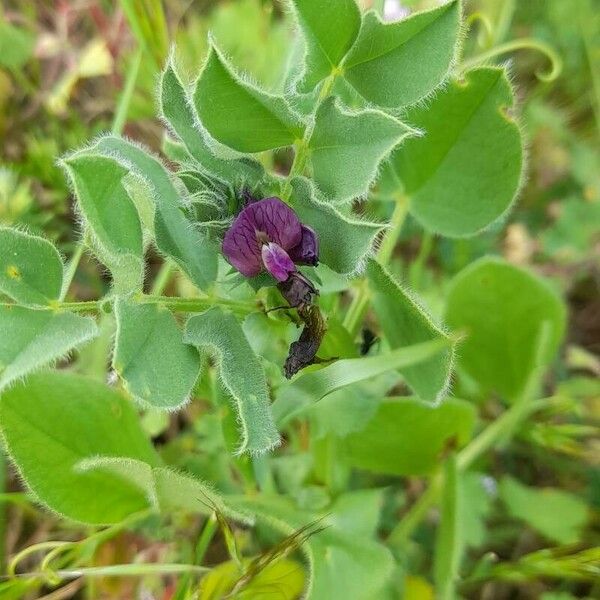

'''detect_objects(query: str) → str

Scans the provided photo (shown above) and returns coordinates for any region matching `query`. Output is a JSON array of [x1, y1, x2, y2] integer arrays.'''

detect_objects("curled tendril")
[[465, 12, 495, 49], [462, 38, 563, 83]]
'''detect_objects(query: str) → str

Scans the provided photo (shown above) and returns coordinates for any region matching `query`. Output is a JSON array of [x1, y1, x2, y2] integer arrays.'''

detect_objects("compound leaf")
[[0, 228, 63, 305], [184, 307, 280, 455], [343, 0, 461, 107], [113, 298, 200, 409]]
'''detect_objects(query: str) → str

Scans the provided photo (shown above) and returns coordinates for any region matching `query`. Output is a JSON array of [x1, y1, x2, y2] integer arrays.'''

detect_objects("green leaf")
[[290, 0, 361, 92], [184, 307, 280, 455], [113, 298, 200, 409], [434, 455, 462, 600], [289, 177, 383, 274], [62, 155, 144, 293], [308, 98, 416, 202], [230, 494, 394, 600], [0, 306, 97, 392], [343, 0, 461, 107], [77, 456, 251, 524], [0, 372, 159, 524], [499, 477, 588, 545], [342, 397, 475, 476], [160, 59, 266, 187], [392, 67, 524, 237], [0, 21, 35, 69], [367, 259, 454, 403], [273, 336, 452, 426], [86, 136, 218, 291], [445, 257, 566, 401], [193, 43, 304, 152], [0, 228, 63, 305]]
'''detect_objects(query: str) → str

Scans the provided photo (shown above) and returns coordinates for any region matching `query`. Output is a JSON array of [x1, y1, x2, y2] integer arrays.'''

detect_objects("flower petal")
[[245, 197, 302, 250], [222, 217, 262, 277], [288, 225, 319, 266], [261, 242, 296, 282]]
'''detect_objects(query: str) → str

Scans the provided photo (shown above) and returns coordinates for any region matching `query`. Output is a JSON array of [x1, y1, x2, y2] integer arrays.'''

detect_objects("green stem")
[[0, 451, 5, 573], [194, 513, 219, 565], [59, 236, 87, 301], [112, 48, 143, 135], [409, 230, 434, 289], [150, 260, 174, 295]]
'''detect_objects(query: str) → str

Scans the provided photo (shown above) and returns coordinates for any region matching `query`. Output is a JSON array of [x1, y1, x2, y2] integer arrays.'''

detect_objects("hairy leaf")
[[308, 98, 415, 202], [113, 298, 200, 409], [367, 259, 454, 403], [184, 307, 280, 454], [0, 372, 159, 524], [289, 177, 383, 274], [343, 0, 460, 107], [63, 155, 144, 293], [342, 397, 475, 475], [291, 0, 361, 92], [0, 228, 63, 305], [86, 136, 218, 291], [445, 257, 566, 401], [393, 67, 524, 236], [0, 306, 97, 392], [160, 59, 266, 186], [193, 43, 304, 152], [273, 336, 452, 426]]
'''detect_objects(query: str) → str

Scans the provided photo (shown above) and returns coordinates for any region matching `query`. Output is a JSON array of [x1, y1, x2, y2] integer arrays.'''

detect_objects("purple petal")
[[288, 225, 319, 266], [222, 217, 262, 277], [261, 242, 296, 282], [245, 197, 302, 251]]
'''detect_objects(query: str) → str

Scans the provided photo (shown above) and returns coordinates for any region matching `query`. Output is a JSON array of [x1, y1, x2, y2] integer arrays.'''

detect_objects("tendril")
[[462, 38, 563, 82], [465, 12, 494, 49]]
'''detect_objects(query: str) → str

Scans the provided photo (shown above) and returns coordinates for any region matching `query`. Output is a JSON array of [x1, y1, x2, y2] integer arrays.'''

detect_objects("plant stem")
[[194, 513, 218, 565], [111, 48, 143, 135], [150, 260, 174, 295], [409, 230, 434, 289], [59, 236, 87, 301], [342, 195, 410, 337]]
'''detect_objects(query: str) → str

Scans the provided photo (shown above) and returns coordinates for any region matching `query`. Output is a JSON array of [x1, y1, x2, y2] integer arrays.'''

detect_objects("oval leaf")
[[0, 306, 97, 392], [445, 257, 566, 401], [0, 372, 159, 524], [193, 43, 304, 152], [0, 228, 63, 305], [113, 298, 200, 409], [367, 259, 454, 403], [392, 67, 524, 236], [343, 0, 461, 107]]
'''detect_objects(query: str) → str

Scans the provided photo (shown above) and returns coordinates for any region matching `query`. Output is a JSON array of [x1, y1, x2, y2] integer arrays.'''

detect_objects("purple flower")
[[222, 197, 319, 281]]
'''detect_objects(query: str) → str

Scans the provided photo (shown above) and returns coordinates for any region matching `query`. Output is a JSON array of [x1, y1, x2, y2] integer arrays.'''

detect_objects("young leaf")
[[193, 43, 304, 152], [160, 59, 266, 187], [367, 259, 454, 403], [290, 0, 361, 92], [230, 494, 394, 600], [342, 397, 475, 476], [392, 67, 524, 237], [184, 307, 280, 455], [86, 136, 218, 291], [445, 257, 566, 401], [273, 336, 452, 426], [0, 372, 159, 524], [499, 477, 588, 545], [0, 306, 97, 392], [434, 455, 463, 600], [62, 155, 144, 293], [343, 0, 461, 107], [289, 177, 383, 274], [77, 457, 252, 524], [0, 228, 63, 305], [113, 298, 200, 409], [308, 98, 416, 202]]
